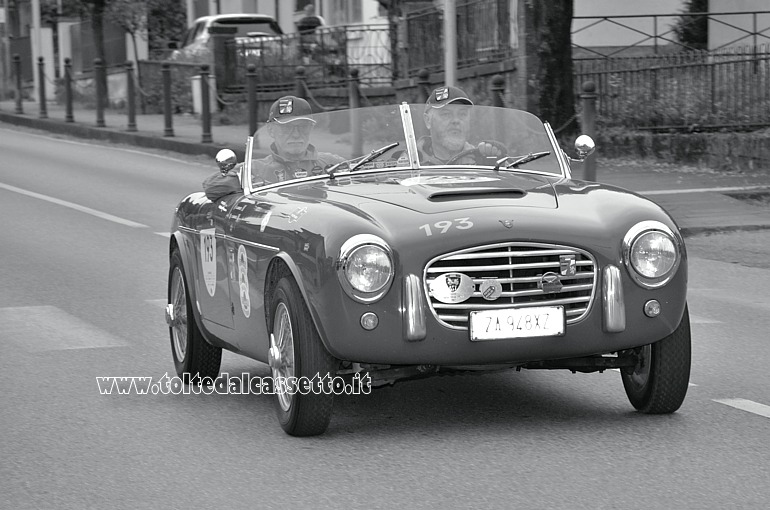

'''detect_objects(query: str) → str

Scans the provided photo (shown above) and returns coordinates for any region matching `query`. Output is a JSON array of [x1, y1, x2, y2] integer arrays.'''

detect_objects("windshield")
[[248, 104, 563, 187]]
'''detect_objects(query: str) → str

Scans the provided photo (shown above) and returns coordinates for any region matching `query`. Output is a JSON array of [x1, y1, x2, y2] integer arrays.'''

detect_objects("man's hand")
[[477, 141, 505, 158]]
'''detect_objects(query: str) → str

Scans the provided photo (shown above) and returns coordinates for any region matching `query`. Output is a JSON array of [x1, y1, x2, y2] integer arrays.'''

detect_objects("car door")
[[194, 196, 236, 330]]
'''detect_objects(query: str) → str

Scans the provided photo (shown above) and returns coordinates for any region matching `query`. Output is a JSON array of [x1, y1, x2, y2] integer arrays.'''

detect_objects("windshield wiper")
[[505, 151, 551, 169], [327, 142, 399, 178]]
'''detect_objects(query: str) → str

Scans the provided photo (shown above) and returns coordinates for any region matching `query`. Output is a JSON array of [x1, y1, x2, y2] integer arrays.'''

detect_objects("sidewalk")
[[2, 99, 770, 237]]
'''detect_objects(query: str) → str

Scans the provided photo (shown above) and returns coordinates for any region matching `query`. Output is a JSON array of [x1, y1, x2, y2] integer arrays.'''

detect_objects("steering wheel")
[[445, 140, 508, 165]]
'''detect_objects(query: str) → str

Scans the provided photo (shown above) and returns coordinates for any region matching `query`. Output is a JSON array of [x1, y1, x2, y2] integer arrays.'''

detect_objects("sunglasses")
[[273, 120, 315, 134]]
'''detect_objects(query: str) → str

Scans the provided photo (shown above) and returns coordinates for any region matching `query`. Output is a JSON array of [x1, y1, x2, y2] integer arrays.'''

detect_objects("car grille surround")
[[424, 242, 597, 330]]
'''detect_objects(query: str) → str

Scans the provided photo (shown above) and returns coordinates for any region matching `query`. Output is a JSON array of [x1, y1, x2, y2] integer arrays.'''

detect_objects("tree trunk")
[[522, 0, 576, 136]]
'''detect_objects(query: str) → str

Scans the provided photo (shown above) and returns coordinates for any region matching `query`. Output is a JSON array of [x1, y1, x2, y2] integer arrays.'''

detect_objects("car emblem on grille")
[[560, 254, 576, 276], [429, 272, 475, 304], [499, 220, 514, 229], [538, 272, 563, 293], [479, 279, 503, 300]]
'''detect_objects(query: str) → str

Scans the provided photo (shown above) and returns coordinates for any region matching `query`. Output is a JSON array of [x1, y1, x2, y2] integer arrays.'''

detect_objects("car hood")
[[327, 170, 558, 213]]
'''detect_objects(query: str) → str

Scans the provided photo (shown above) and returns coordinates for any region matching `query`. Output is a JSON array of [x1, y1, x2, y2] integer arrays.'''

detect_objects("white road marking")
[[0, 182, 148, 228], [146, 299, 168, 308], [0, 306, 127, 351], [714, 398, 770, 419], [639, 185, 770, 196], [689, 313, 722, 324], [0, 125, 212, 167], [155, 232, 171, 238]]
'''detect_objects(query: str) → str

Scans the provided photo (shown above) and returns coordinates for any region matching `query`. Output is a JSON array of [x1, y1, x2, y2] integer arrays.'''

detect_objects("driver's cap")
[[426, 86, 474, 108], [267, 96, 316, 124]]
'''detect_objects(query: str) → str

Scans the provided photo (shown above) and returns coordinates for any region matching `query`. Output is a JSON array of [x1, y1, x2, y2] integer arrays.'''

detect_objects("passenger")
[[202, 96, 343, 201]]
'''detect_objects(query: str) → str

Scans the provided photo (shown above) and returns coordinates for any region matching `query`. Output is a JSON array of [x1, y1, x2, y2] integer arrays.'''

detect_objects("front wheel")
[[167, 249, 222, 381], [621, 305, 691, 413], [269, 276, 338, 436]]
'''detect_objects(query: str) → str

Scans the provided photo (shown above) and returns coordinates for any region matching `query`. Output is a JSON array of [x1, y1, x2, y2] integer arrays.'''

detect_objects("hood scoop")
[[429, 188, 526, 202]]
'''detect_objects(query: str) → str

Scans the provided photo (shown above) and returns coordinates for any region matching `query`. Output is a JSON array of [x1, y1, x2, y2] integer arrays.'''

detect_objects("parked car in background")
[[170, 14, 283, 63]]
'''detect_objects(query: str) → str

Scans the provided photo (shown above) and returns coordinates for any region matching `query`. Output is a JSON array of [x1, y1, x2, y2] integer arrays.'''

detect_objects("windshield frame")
[[241, 103, 568, 195]]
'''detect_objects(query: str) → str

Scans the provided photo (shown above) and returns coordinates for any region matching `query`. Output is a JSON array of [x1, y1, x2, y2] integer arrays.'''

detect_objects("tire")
[[269, 276, 337, 436], [167, 249, 222, 382], [621, 305, 691, 413]]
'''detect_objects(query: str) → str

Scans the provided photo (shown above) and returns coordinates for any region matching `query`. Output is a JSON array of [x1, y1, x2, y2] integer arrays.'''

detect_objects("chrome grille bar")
[[424, 242, 597, 330]]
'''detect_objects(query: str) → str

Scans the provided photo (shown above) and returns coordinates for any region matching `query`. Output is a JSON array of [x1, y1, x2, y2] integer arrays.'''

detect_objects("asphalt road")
[[1, 126, 769, 509]]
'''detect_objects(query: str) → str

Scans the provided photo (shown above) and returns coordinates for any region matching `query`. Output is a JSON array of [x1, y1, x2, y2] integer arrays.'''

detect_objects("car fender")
[[169, 230, 229, 350]]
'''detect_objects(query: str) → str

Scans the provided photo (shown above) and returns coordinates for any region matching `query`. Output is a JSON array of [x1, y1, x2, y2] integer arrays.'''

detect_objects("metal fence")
[[402, 0, 514, 77], [226, 24, 392, 90], [574, 44, 770, 130]]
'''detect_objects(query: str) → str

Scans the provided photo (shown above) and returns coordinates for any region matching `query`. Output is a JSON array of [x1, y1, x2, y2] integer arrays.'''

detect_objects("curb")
[[0, 110, 246, 160]]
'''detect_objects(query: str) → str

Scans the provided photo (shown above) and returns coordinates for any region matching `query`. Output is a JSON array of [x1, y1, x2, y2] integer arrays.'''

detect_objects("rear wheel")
[[167, 249, 221, 381], [269, 276, 337, 436], [621, 305, 691, 413]]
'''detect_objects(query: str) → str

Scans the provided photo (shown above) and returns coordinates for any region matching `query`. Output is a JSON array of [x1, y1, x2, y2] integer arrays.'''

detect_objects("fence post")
[[162, 62, 174, 137], [37, 57, 48, 119], [349, 68, 362, 157], [491, 74, 505, 107], [200, 64, 212, 143], [247, 63, 257, 136], [13, 54, 23, 114], [581, 81, 597, 182], [94, 58, 106, 127], [294, 66, 306, 98], [125, 61, 137, 132], [417, 68, 430, 102], [348, 68, 360, 109], [64, 58, 74, 122]]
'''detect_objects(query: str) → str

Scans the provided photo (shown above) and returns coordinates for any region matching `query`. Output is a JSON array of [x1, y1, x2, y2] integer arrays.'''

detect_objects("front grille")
[[424, 242, 597, 330]]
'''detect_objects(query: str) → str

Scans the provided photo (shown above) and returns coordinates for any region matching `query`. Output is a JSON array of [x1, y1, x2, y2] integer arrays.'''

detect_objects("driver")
[[418, 86, 503, 165], [203, 96, 344, 201]]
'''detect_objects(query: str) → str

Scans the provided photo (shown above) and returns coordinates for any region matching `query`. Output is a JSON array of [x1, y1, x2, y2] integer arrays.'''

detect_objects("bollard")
[[200, 64, 212, 143], [491, 74, 505, 108], [349, 68, 362, 157], [94, 58, 106, 127], [125, 61, 137, 132], [64, 58, 74, 122], [247, 63, 257, 136], [38, 57, 48, 119], [294, 66, 306, 98], [162, 62, 174, 137], [581, 81, 598, 182], [13, 54, 23, 114], [417, 68, 431, 103], [348, 68, 360, 109]]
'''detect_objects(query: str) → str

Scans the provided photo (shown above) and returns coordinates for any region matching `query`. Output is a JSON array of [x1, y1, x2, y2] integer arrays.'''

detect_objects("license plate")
[[469, 306, 565, 341]]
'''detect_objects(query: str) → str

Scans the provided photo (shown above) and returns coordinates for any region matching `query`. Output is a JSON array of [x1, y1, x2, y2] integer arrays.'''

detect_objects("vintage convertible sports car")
[[166, 103, 690, 436]]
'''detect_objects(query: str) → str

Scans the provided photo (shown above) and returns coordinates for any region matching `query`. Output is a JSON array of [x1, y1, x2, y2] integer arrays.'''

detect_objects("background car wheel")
[[167, 249, 222, 382], [621, 305, 691, 413], [269, 276, 337, 436]]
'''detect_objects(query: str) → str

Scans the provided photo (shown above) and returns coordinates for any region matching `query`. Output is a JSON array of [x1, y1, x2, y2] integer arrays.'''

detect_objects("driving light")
[[361, 312, 379, 330], [644, 300, 661, 317], [630, 231, 677, 278], [338, 234, 395, 303], [623, 221, 681, 289]]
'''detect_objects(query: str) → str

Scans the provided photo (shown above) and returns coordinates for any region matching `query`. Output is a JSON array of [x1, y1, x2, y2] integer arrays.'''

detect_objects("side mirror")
[[216, 149, 237, 175], [574, 135, 595, 160]]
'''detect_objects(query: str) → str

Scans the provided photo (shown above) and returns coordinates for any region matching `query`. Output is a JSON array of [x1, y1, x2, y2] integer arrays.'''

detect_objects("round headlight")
[[345, 245, 392, 293], [630, 231, 677, 278]]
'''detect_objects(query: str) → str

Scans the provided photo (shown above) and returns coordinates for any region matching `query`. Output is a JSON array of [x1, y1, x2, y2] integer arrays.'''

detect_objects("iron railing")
[[574, 44, 770, 130], [402, 0, 514, 78]]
